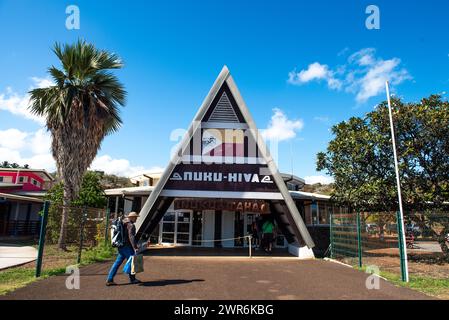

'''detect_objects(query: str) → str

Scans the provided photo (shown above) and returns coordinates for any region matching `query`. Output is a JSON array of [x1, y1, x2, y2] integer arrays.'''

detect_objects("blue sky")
[[0, 0, 448, 183]]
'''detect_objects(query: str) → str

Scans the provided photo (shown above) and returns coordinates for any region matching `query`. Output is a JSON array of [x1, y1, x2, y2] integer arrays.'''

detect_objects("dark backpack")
[[110, 218, 125, 248]]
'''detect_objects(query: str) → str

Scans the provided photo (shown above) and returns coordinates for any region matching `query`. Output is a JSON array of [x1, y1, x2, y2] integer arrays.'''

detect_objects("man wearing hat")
[[106, 212, 142, 286]]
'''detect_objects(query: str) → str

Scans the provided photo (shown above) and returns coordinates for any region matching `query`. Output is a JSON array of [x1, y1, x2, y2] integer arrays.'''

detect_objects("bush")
[[81, 243, 116, 265], [43, 171, 108, 245]]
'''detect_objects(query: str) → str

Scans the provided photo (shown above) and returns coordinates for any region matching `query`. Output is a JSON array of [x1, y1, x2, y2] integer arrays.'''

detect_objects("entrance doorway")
[[159, 210, 193, 246], [244, 213, 258, 248], [233, 212, 259, 247]]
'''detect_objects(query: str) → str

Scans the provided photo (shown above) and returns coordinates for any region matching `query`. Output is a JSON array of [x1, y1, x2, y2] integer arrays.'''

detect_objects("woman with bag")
[[106, 212, 142, 286]]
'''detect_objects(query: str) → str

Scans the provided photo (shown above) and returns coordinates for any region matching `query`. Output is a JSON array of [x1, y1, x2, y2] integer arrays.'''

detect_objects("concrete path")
[[414, 241, 443, 253], [1, 256, 432, 300], [0, 244, 37, 270]]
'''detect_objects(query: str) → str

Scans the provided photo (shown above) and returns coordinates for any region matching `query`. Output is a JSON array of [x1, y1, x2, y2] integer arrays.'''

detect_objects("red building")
[[0, 168, 54, 237]]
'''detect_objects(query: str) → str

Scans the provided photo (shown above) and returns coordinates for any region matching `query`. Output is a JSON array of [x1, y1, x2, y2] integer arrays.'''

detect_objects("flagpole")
[[385, 81, 409, 282]]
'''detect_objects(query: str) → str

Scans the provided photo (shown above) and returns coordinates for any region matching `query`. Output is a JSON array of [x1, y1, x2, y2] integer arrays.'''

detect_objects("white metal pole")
[[385, 81, 409, 282], [248, 235, 252, 258]]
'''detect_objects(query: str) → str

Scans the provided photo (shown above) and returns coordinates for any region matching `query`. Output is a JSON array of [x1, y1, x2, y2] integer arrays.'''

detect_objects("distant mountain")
[[303, 183, 334, 195], [99, 173, 134, 189]]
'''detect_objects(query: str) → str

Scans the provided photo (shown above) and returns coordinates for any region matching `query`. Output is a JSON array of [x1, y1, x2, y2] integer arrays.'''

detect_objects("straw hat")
[[127, 212, 140, 218]]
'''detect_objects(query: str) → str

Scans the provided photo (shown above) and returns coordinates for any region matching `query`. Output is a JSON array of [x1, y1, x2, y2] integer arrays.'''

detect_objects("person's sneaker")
[[106, 281, 117, 286], [130, 279, 142, 284]]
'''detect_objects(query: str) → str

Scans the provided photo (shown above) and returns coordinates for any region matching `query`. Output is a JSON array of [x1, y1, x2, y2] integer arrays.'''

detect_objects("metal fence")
[[35, 203, 112, 275], [330, 211, 449, 281], [0, 201, 112, 277]]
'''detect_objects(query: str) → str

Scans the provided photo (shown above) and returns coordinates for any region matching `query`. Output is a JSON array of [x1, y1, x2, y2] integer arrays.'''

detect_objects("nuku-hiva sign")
[[135, 66, 315, 251]]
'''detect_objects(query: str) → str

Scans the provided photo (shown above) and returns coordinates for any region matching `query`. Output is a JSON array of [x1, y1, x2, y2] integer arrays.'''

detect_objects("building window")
[[311, 202, 318, 225], [30, 179, 41, 187], [18, 176, 28, 183], [318, 202, 330, 225]]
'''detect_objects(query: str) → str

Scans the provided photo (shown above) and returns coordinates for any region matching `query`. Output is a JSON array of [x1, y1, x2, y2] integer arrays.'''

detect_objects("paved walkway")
[[1, 256, 432, 300], [0, 244, 37, 270]]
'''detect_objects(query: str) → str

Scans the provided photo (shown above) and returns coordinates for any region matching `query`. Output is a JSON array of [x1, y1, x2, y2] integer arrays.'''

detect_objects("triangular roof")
[[135, 66, 315, 248]]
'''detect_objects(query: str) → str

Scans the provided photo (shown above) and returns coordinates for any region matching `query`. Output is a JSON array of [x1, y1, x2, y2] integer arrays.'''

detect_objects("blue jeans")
[[107, 246, 136, 282]]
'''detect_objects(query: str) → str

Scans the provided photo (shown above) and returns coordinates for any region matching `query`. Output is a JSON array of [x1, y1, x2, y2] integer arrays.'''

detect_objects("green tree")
[[317, 94, 449, 212], [44, 171, 107, 244], [29, 40, 126, 249], [317, 95, 449, 255]]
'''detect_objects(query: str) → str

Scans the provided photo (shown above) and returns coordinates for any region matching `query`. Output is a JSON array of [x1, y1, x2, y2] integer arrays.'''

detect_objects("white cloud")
[[304, 175, 334, 185], [30, 128, 52, 155], [90, 155, 163, 177], [0, 77, 54, 125], [0, 89, 44, 125], [288, 48, 412, 103], [0, 128, 54, 170], [288, 62, 342, 90], [289, 62, 329, 83], [1, 78, 160, 177], [354, 58, 411, 103], [0, 126, 158, 177], [0, 128, 28, 150], [261, 108, 304, 142], [349, 48, 377, 66], [30, 77, 54, 89]]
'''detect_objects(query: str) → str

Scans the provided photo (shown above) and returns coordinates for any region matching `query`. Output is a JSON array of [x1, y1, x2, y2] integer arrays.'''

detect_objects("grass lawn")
[[358, 266, 449, 299], [0, 267, 66, 295], [0, 243, 115, 296]]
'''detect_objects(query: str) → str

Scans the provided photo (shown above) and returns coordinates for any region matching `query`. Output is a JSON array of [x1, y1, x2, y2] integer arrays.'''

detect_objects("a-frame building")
[[135, 66, 315, 257]]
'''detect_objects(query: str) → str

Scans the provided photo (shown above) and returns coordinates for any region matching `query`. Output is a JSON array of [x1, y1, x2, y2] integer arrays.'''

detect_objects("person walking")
[[262, 218, 275, 253], [106, 212, 142, 286]]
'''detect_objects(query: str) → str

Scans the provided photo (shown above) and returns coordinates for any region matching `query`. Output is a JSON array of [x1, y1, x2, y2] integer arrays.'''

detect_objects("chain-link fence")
[[36, 204, 111, 273], [330, 210, 449, 281], [0, 202, 113, 278]]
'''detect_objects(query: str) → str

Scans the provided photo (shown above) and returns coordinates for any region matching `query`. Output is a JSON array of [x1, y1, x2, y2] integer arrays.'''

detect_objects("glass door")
[[160, 212, 176, 244], [243, 213, 258, 248], [176, 211, 191, 245], [192, 211, 203, 246], [159, 211, 192, 245]]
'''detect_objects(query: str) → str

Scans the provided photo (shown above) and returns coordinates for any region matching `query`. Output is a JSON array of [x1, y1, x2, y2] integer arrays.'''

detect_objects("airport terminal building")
[[105, 67, 342, 257], [105, 173, 338, 256]]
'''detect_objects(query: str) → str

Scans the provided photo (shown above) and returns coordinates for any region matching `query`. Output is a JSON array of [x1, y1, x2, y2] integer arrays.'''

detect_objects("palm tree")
[[1, 161, 10, 168], [29, 40, 126, 249]]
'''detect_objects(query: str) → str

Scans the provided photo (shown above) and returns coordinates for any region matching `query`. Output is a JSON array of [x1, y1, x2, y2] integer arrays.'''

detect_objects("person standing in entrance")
[[250, 221, 259, 248], [262, 218, 275, 253], [106, 212, 142, 286]]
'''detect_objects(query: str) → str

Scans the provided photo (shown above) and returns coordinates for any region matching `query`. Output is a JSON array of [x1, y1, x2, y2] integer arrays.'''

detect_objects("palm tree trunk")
[[57, 185, 72, 250]]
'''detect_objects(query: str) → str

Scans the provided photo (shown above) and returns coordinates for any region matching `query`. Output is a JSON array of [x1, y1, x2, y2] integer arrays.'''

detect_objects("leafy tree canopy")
[[45, 171, 107, 208], [0, 161, 30, 169], [317, 94, 449, 212]]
